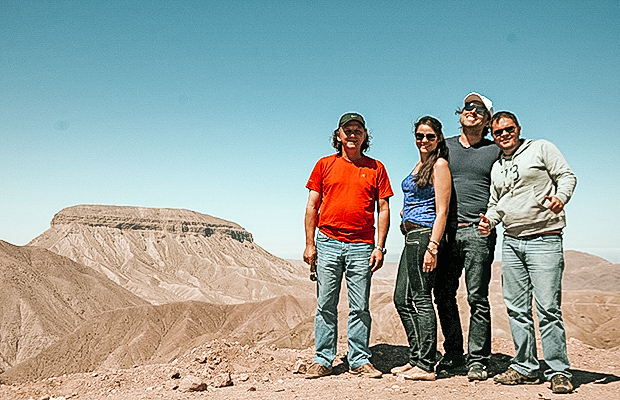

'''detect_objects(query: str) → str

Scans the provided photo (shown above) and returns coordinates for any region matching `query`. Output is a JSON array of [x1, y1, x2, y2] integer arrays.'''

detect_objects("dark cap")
[[338, 112, 365, 128]]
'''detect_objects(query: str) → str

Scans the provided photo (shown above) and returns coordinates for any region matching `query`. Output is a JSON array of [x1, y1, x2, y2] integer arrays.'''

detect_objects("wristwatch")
[[426, 246, 438, 256], [375, 245, 387, 254]]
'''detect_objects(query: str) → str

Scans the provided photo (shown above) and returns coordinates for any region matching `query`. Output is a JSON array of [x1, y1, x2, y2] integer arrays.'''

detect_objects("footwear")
[[550, 374, 573, 394], [436, 353, 466, 371], [350, 362, 382, 378], [467, 364, 488, 381], [494, 368, 541, 385], [401, 366, 436, 381], [305, 362, 332, 379], [390, 363, 413, 375]]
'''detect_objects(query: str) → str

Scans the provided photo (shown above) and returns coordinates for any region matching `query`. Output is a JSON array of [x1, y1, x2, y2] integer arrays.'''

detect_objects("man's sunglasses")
[[492, 126, 517, 137], [463, 102, 487, 115], [415, 133, 437, 141]]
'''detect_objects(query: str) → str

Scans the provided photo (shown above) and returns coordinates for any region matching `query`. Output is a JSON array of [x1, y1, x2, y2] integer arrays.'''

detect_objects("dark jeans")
[[393, 227, 437, 372], [435, 225, 496, 367]]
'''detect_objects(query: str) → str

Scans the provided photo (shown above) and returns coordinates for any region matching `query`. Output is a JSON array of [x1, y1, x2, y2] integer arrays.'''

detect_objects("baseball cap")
[[338, 112, 366, 128], [464, 93, 493, 117]]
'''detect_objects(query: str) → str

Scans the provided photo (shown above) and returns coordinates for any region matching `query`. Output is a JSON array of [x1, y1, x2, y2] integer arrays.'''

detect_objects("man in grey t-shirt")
[[434, 93, 500, 381]]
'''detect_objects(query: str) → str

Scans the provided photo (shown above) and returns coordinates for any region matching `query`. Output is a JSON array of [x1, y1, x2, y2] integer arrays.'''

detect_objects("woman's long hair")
[[413, 116, 448, 187]]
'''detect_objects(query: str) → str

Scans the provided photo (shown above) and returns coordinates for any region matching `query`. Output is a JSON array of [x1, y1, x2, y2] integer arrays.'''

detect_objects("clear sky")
[[1, 0, 619, 263]]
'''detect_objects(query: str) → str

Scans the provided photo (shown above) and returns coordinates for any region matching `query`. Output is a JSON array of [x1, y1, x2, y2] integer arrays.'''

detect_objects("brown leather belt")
[[505, 229, 563, 240], [400, 220, 427, 235]]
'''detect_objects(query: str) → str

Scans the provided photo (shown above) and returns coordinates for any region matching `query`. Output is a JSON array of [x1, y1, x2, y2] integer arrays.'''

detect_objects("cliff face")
[[29, 205, 312, 305]]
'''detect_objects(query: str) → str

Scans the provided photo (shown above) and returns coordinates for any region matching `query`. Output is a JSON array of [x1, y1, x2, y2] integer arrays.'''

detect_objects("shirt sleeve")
[[377, 161, 394, 199], [541, 140, 577, 205], [306, 159, 323, 193]]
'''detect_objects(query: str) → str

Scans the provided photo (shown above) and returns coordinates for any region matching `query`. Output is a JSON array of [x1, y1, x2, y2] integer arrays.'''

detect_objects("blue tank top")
[[401, 173, 436, 228]]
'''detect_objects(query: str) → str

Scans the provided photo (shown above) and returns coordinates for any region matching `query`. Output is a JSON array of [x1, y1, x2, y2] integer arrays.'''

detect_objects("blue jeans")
[[393, 227, 437, 372], [502, 234, 571, 380], [314, 231, 374, 369], [436, 225, 495, 367]]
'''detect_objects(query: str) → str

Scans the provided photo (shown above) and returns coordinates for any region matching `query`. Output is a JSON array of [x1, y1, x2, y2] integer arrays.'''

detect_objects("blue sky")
[[1, 0, 619, 263]]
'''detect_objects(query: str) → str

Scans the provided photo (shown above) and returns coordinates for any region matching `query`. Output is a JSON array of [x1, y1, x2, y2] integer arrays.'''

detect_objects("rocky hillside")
[[0, 296, 315, 383], [29, 205, 313, 305], [0, 240, 147, 372]]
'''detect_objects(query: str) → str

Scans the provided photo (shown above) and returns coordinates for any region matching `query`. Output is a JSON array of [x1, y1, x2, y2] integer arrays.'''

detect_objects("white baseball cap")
[[464, 92, 493, 117]]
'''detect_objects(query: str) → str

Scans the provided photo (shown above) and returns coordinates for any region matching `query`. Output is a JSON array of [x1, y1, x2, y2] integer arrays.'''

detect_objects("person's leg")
[[404, 229, 437, 372], [314, 231, 344, 368], [394, 238, 420, 368], [501, 235, 539, 377], [461, 226, 495, 368], [526, 235, 571, 381], [343, 240, 374, 369], [434, 232, 465, 364]]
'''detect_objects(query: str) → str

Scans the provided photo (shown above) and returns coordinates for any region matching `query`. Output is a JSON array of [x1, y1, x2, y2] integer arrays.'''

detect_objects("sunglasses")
[[463, 102, 487, 115], [415, 133, 437, 141], [492, 126, 517, 137]]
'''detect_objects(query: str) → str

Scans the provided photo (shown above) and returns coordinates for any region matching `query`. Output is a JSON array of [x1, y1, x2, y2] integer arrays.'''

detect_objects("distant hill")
[[29, 205, 314, 305], [0, 240, 146, 372], [0, 295, 315, 383]]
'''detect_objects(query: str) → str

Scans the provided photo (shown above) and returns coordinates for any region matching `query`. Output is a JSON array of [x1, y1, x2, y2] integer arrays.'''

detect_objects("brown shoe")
[[401, 366, 436, 381], [350, 362, 383, 378], [493, 368, 541, 385], [550, 374, 573, 394], [305, 362, 332, 379]]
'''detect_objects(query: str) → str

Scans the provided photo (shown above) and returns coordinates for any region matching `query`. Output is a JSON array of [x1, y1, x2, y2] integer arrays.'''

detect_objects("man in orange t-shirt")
[[303, 112, 393, 379]]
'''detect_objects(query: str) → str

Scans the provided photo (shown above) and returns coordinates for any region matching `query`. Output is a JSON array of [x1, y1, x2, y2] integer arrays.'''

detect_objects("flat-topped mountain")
[[29, 205, 313, 305]]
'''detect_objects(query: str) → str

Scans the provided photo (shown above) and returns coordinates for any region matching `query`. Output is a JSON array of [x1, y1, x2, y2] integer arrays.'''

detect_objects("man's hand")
[[478, 213, 491, 236], [545, 195, 564, 214], [369, 249, 384, 272], [303, 244, 317, 266]]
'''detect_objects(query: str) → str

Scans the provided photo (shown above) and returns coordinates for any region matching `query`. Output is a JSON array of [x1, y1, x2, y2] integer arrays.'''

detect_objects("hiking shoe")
[[436, 353, 466, 371], [550, 374, 573, 394], [305, 362, 332, 379], [390, 363, 413, 375], [350, 362, 382, 378], [494, 368, 541, 385], [401, 366, 436, 381], [467, 363, 488, 381]]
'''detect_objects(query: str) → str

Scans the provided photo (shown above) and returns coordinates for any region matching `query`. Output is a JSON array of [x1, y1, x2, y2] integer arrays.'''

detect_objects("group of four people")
[[302, 92, 577, 395]]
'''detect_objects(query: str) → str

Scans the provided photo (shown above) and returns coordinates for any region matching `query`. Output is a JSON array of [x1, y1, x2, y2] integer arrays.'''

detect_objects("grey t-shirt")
[[445, 136, 500, 224]]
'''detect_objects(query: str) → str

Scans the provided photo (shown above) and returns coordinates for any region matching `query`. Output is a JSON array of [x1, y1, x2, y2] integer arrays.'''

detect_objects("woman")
[[392, 116, 451, 381]]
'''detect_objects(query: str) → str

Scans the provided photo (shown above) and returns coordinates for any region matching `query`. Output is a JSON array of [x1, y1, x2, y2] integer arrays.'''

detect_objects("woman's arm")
[[424, 158, 451, 272]]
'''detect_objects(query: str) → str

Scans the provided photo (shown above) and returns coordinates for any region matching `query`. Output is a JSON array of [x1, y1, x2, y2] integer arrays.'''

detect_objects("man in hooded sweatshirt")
[[479, 111, 576, 394]]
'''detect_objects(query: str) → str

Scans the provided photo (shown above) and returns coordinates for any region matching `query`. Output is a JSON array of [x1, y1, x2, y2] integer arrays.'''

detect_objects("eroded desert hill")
[[0, 240, 147, 372], [29, 205, 314, 305]]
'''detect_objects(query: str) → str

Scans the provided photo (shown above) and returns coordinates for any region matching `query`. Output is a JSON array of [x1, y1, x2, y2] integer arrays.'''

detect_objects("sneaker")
[[390, 363, 413, 375], [401, 366, 436, 381], [494, 368, 541, 385], [436, 353, 466, 371], [350, 362, 382, 378], [550, 374, 573, 394], [467, 364, 488, 381], [305, 362, 332, 379]]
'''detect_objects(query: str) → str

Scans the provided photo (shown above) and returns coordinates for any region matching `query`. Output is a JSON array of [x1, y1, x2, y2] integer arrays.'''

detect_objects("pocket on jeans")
[[316, 231, 329, 242]]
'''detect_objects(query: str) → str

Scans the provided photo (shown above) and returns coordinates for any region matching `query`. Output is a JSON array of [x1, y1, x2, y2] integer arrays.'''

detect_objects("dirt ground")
[[1, 337, 618, 400]]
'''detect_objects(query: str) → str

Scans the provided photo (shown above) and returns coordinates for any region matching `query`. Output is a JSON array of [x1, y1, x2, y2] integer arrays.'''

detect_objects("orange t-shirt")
[[306, 154, 393, 243]]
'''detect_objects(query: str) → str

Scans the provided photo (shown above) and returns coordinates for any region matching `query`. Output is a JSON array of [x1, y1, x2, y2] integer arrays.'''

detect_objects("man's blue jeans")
[[314, 231, 374, 369], [436, 225, 495, 367], [502, 234, 571, 380]]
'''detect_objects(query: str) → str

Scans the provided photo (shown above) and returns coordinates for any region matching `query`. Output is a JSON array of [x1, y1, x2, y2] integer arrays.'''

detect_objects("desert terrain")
[[0, 205, 618, 399]]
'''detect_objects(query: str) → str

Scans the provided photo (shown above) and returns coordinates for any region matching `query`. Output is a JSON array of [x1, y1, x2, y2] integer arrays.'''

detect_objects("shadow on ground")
[[327, 343, 620, 388]]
